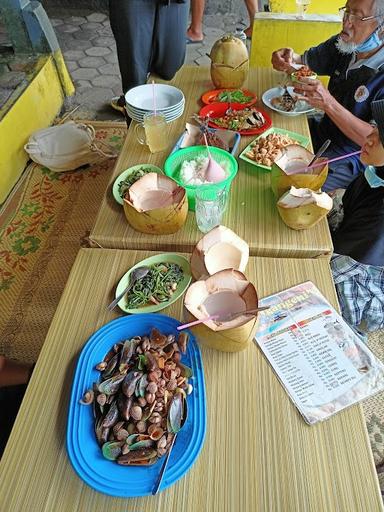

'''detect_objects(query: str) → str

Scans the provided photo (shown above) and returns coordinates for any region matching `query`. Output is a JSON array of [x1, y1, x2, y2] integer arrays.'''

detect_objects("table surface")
[[0, 248, 381, 511], [90, 67, 333, 258]]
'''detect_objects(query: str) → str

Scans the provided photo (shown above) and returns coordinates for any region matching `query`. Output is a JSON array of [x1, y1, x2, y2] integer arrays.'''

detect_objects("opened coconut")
[[271, 145, 328, 199], [208, 34, 249, 89], [184, 269, 258, 352], [277, 186, 333, 230], [123, 172, 188, 234], [190, 225, 249, 280]]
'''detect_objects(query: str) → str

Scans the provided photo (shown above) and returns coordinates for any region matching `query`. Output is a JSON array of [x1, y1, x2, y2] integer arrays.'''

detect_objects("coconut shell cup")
[[208, 34, 249, 89], [190, 225, 249, 281], [277, 187, 333, 230], [270, 145, 328, 199], [123, 172, 188, 235], [184, 269, 258, 352], [290, 71, 318, 83]]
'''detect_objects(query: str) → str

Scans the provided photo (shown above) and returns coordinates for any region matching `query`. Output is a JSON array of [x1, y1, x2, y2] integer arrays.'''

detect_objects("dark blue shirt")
[[304, 36, 384, 189], [332, 166, 384, 266]]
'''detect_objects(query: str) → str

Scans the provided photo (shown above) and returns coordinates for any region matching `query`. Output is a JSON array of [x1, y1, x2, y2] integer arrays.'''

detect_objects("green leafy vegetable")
[[126, 263, 184, 308], [118, 167, 153, 199], [217, 90, 253, 104]]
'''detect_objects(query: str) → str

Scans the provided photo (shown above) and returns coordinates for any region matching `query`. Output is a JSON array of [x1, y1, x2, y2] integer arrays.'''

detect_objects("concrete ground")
[[47, 8, 251, 120]]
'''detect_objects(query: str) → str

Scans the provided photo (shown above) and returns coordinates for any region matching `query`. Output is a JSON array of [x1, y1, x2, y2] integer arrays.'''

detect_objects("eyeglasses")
[[339, 6, 379, 23]]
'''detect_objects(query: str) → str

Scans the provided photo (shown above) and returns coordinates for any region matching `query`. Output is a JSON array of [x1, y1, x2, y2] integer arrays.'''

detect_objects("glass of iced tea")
[[134, 113, 168, 153]]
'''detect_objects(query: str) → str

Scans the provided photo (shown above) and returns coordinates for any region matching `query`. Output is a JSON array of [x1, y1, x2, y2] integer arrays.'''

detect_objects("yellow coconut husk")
[[277, 186, 333, 230], [184, 269, 258, 352], [271, 145, 328, 199], [190, 225, 249, 280], [123, 172, 188, 234], [208, 34, 249, 89]]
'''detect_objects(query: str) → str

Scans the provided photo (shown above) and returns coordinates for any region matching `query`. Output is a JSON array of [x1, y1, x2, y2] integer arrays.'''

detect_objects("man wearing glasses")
[[271, 0, 384, 191]]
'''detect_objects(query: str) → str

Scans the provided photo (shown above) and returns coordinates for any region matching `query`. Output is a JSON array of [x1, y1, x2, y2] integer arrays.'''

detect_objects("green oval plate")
[[115, 253, 192, 314], [112, 164, 163, 205]]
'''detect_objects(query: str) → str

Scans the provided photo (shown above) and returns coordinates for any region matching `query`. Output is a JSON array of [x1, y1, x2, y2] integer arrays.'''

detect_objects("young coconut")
[[271, 145, 328, 199], [208, 34, 249, 89], [190, 225, 249, 280], [277, 186, 333, 230], [184, 268, 258, 352], [123, 173, 188, 235]]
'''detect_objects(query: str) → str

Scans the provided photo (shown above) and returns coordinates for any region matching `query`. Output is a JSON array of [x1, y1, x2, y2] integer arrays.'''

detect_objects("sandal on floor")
[[110, 96, 126, 114]]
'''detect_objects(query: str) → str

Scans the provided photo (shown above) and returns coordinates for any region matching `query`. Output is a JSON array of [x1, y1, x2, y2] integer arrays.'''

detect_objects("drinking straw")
[[177, 316, 220, 330], [203, 132, 211, 157], [293, 150, 362, 174], [152, 80, 157, 116]]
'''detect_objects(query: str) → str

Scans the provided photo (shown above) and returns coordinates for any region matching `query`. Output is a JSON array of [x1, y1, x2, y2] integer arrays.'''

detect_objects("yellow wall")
[[0, 56, 64, 204], [250, 18, 340, 68], [270, 0, 339, 14]]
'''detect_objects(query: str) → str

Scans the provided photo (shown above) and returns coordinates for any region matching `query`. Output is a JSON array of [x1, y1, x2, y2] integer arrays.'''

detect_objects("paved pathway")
[[47, 8, 250, 120]]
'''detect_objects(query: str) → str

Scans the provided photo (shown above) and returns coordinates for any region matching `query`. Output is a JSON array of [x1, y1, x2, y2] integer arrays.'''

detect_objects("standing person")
[[109, 0, 189, 112], [186, 0, 204, 43], [186, 0, 258, 44], [330, 99, 384, 332], [271, 0, 384, 191]]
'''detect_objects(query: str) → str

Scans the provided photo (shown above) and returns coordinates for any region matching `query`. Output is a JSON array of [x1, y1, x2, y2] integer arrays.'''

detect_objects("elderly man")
[[272, 0, 384, 191]]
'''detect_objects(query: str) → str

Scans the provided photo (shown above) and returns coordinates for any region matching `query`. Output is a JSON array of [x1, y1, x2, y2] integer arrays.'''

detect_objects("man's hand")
[[271, 48, 295, 72], [293, 78, 335, 111]]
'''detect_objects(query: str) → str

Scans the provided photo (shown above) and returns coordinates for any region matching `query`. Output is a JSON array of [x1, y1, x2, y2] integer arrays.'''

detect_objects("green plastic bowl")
[[163, 145, 238, 210]]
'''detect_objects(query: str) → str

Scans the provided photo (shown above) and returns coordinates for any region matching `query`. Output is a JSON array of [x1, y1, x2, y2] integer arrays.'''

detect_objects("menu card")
[[254, 282, 384, 425]]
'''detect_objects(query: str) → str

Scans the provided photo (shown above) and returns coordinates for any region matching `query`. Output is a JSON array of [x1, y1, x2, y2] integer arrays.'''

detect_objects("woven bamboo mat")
[[0, 121, 126, 363], [0, 119, 383, 493]]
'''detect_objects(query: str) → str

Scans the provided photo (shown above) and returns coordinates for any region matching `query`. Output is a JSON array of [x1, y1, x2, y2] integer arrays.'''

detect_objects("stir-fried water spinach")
[[118, 167, 153, 199], [217, 90, 253, 104], [126, 263, 184, 308]]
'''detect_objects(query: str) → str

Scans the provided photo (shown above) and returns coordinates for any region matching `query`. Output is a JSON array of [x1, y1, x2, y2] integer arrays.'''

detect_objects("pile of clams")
[[80, 328, 192, 466]]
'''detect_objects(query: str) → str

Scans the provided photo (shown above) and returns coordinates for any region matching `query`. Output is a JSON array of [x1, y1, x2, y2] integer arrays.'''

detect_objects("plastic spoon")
[[107, 266, 150, 311], [306, 139, 331, 173], [152, 395, 188, 495], [203, 133, 227, 182], [177, 306, 270, 331]]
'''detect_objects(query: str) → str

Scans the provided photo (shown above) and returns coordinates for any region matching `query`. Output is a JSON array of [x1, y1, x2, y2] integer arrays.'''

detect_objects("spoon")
[[106, 266, 150, 311], [177, 305, 270, 331], [152, 396, 188, 495], [203, 132, 226, 182], [306, 139, 331, 172]]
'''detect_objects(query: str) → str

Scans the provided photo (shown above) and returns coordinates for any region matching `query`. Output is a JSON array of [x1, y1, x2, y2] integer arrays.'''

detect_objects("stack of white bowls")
[[125, 84, 185, 123]]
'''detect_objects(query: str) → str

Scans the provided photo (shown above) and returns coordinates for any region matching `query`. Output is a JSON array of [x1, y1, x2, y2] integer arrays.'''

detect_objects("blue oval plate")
[[66, 314, 206, 497]]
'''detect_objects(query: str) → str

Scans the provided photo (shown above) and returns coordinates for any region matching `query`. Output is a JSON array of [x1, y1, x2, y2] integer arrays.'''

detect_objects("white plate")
[[125, 84, 185, 110], [126, 106, 185, 119], [126, 100, 185, 115], [262, 87, 315, 117], [126, 107, 184, 123]]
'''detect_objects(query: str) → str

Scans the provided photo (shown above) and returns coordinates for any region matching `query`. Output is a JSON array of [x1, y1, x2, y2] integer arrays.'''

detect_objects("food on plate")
[[271, 87, 297, 112], [215, 89, 254, 104], [179, 155, 228, 186], [291, 65, 317, 80], [118, 167, 153, 199], [211, 107, 266, 131], [125, 262, 184, 308], [198, 130, 229, 150], [245, 132, 300, 167], [194, 116, 230, 150], [80, 328, 192, 466]]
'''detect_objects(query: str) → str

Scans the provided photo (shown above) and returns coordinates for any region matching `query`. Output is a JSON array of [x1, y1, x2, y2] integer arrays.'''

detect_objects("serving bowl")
[[164, 146, 238, 210]]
